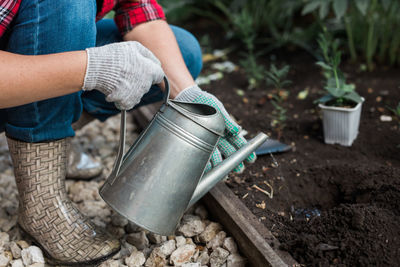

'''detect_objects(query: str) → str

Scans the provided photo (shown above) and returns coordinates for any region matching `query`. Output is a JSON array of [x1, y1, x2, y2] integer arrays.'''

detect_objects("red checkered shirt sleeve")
[[0, 0, 21, 37], [114, 0, 165, 36]]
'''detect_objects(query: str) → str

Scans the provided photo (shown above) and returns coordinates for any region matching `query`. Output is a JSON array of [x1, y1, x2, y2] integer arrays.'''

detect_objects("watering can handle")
[[110, 77, 170, 181]]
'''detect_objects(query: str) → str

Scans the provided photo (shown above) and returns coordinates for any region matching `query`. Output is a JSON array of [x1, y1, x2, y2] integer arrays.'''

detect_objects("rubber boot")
[[66, 139, 103, 179], [7, 137, 120, 265], [67, 111, 102, 180]]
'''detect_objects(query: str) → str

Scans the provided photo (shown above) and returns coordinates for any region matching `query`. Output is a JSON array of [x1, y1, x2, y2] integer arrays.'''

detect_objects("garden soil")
[[200, 48, 400, 266]]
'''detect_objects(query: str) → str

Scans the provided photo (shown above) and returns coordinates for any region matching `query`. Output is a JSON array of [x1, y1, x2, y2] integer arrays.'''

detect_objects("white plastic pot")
[[319, 98, 364, 146]]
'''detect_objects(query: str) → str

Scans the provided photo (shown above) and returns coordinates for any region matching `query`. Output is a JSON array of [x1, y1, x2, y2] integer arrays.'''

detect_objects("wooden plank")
[[132, 104, 299, 267], [203, 183, 298, 267]]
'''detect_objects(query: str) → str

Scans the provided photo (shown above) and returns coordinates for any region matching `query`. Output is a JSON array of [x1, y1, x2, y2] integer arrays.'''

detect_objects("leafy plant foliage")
[[302, 0, 400, 70], [265, 64, 292, 139], [265, 64, 292, 90], [315, 29, 363, 107]]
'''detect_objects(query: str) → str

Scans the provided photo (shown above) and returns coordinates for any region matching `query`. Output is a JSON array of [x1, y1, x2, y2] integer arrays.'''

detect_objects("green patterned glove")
[[175, 85, 256, 173]]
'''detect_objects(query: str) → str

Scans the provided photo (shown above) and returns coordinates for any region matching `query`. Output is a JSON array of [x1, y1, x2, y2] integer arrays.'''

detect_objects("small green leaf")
[[342, 83, 356, 92], [281, 80, 292, 88], [333, 0, 348, 19], [316, 61, 333, 70], [319, 1, 330, 19], [316, 94, 335, 104], [344, 91, 363, 104], [355, 0, 370, 16], [327, 77, 337, 88], [325, 86, 346, 98], [302, 0, 322, 15]]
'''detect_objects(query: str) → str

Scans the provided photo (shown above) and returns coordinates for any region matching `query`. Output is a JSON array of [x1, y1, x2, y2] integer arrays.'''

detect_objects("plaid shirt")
[[0, 0, 165, 38]]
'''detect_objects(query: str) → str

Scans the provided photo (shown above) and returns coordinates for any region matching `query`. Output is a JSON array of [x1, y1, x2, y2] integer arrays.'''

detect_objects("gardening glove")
[[175, 85, 256, 173], [83, 41, 164, 110]]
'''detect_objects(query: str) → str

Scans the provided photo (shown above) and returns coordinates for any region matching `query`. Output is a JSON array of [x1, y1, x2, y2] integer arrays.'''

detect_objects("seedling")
[[315, 30, 362, 107], [265, 64, 292, 93], [264, 63, 291, 139], [240, 53, 265, 90], [270, 96, 288, 140]]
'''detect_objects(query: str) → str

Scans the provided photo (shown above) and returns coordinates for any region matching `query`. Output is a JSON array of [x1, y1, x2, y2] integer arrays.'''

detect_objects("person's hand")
[[175, 85, 256, 173], [83, 41, 164, 110]]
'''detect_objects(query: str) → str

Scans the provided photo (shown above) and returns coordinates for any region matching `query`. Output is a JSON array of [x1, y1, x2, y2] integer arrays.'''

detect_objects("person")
[[0, 0, 256, 265]]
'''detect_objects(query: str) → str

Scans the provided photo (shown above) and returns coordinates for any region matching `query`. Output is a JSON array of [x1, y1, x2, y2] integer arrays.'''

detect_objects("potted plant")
[[315, 30, 364, 146]]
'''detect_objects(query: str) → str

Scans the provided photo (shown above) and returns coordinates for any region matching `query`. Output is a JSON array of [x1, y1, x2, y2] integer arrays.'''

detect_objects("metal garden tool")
[[100, 77, 268, 235]]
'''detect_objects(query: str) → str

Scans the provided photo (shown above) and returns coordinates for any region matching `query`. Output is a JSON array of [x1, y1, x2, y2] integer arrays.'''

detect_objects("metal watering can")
[[100, 77, 268, 235]]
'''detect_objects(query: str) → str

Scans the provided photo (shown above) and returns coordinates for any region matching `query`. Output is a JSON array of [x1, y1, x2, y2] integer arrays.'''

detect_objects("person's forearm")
[[0, 50, 86, 108], [123, 20, 196, 98]]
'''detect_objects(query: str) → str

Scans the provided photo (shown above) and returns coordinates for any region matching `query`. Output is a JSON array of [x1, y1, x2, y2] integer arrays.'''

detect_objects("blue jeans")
[[0, 0, 202, 142]]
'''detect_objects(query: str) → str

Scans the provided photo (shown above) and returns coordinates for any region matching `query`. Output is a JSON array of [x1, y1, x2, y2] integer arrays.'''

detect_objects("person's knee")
[[54, 0, 96, 50], [44, 0, 97, 51], [171, 26, 203, 79]]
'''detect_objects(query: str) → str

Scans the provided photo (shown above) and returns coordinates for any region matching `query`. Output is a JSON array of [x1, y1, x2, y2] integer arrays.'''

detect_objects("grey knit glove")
[[83, 41, 164, 110], [175, 85, 256, 173]]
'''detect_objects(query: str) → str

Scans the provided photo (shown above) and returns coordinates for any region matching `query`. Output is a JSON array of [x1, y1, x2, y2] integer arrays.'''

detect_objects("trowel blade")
[[255, 138, 291, 155]]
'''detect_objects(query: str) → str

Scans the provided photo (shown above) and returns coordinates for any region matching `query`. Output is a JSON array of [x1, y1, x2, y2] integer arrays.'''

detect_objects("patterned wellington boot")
[[66, 139, 103, 180], [7, 137, 120, 266]]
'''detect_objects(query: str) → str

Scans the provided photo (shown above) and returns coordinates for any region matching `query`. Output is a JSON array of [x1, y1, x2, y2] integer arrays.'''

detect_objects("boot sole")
[[18, 224, 121, 266]]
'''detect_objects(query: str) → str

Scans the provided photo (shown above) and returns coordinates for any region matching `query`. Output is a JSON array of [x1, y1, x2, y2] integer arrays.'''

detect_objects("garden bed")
[[199, 48, 400, 266]]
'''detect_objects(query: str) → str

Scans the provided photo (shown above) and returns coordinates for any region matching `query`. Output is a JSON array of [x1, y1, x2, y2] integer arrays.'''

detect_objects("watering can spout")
[[188, 133, 268, 207]]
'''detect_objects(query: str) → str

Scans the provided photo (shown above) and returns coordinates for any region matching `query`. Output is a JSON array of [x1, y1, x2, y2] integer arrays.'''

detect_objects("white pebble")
[[125, 251, 145, 267], [199, 223, 222, 243], [170, 244, 196, 266], [210, 247, 229, 267], [158, 240, 176, 256], [21, 246, 44, 265], [380, 115, 392, 122], [175, 236, 186, 247], [10, 259, 24, 267], [223, 237, 238, 253], [182, 263, 201, 267], [0, 251, 11, 266], [207, 231, 226, 249], [178, 215, 205, 238], [196, 250, 210, 265]]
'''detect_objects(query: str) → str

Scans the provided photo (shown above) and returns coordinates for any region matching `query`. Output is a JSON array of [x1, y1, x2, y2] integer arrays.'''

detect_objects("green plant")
[[265, 64, 292, 139], [206, 0, 315, 89], [302, 0, 400, 69], [265, 64, 292, 91], [209, 0, 267, 89], [315, 30, 362, 107], [239, 53, 266, 90], [270, 95, 288, 140], [158, 0, 205, 25]]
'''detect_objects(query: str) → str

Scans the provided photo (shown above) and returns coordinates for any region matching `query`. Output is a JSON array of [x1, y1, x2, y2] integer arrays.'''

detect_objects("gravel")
[[0, 113, 246, 267]]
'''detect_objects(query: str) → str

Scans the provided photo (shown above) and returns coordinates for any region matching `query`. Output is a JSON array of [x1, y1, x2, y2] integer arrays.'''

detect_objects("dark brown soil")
[[199, 46, 400, 266]]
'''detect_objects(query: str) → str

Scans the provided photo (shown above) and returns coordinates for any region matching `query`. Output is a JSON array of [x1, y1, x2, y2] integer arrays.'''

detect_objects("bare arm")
[[123, 20, 196, 98], [0, 50, 86, 108]]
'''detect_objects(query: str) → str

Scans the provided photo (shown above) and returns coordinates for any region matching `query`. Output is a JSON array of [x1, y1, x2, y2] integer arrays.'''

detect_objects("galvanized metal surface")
[[132, 103, 299, 267], [100, 77, 266, 235]]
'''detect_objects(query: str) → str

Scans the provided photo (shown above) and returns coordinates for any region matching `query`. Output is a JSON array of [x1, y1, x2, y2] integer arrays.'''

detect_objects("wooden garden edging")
[[131, 103, 299, 267]]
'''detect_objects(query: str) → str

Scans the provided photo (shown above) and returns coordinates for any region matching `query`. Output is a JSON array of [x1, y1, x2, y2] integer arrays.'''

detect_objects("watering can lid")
[[168, 100, 226, 136]]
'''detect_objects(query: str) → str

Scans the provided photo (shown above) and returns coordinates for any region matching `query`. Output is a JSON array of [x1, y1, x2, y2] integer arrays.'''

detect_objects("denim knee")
[[1, 0, 97, 142], [170, 25, 203, 79]]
